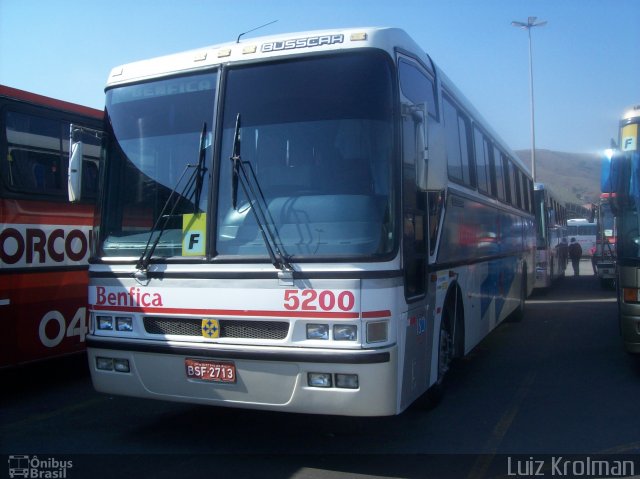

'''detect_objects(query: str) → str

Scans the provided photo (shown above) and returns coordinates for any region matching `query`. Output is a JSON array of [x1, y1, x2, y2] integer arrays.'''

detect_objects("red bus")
[[0, 85, 102, 367]]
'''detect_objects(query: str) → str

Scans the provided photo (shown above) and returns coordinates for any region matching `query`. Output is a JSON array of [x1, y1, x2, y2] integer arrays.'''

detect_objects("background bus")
[[80, 27, 535, 416], [566, 218, 597, 256], [533, 183, 567, 289], [606, 104, 640, 353], [594, 192, 616, 288], [0, 85, 102, 367]]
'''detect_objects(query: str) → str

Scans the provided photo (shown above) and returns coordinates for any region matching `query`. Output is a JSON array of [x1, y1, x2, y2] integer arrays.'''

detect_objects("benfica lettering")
[[96, 286, 164, 308], [261, 34, 344, 53]]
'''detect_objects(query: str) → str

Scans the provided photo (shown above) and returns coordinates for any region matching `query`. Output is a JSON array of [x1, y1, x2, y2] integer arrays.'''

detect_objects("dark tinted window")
[[474, 127, 491, 194], [444, 96, 473, 187], [2, 111, 100, 199], [398, 59, 438, 119]]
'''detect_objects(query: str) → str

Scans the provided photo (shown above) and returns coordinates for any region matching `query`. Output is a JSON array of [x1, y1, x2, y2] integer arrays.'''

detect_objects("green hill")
[[516, 149, 601, 210]]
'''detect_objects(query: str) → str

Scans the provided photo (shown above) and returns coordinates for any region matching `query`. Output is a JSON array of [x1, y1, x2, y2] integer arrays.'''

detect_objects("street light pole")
[[512, 16, 546, 182]]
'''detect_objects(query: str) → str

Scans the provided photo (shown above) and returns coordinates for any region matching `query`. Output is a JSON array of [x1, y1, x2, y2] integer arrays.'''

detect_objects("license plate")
[[185, 358, 236, 383]]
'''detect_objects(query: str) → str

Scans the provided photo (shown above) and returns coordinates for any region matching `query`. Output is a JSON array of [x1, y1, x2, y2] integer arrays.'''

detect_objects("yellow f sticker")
[[201, 318, 220, 339], [183, 213, 207, 256]]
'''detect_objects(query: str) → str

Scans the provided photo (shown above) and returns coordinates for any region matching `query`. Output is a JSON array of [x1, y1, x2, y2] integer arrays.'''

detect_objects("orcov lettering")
[[0, 225, 91, 267]]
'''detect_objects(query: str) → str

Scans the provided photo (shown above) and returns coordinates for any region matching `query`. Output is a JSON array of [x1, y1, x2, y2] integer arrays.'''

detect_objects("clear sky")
[[1, 0, 638, 156]]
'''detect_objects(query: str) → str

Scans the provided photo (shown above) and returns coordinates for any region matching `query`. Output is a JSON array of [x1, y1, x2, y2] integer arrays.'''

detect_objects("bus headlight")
[[334, 324, 357, 341], [116, 316, 133, 332], [96, 357, 114, 370], [367, 321, 388, 343], [308, 373, 332, 388], [335, 374, 359, 389], [97, 315, 114, 330], [113, 358, 131, 373], [307, 324, 329, 340]]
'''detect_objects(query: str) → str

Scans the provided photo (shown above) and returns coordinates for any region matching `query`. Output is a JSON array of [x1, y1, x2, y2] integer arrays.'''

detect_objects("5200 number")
[[283, 289, 355, 312]]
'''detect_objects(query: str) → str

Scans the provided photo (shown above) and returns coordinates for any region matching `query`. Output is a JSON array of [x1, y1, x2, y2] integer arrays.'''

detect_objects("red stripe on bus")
[[0, 199, 95, 226], [89, 305, 392, 320], [361, 310, 392, 318], [1, 270, 87, 288]]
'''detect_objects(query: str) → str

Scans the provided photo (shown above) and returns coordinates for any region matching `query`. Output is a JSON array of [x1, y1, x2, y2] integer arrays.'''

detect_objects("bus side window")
[[493, 149, 505, 201], [473, 126, 491, 194], [501, 152, 511, 204], [3, 111, 66, 196], [443, 95, 474, 188]]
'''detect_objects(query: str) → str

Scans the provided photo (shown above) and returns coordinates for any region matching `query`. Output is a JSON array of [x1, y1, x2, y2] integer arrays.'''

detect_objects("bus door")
[[397, 55, 435, 406]]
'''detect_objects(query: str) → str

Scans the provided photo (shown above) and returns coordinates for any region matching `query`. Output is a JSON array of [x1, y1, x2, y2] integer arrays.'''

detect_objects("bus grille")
[[143, 317, 289, 340]]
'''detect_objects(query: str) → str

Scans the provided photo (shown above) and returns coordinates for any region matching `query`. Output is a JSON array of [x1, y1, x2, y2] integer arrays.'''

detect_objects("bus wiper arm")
[[230, 113, 292, 272], [194, 122, 208, 213], [136, 123, 208, 276]]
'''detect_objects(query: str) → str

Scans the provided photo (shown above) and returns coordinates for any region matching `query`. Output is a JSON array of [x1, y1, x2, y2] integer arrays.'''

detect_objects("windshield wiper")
[[194, 122, 208, 213], [230, 113, 292, 272], [136, 122, 209, 277]]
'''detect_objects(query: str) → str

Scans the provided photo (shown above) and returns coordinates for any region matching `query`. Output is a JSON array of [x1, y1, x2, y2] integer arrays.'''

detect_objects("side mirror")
[[68, 124, 83, 202]]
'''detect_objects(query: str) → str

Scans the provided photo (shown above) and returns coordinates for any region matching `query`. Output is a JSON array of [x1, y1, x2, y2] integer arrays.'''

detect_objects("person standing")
[[568, 237, 583, 276], [557, 237, 569, 272]]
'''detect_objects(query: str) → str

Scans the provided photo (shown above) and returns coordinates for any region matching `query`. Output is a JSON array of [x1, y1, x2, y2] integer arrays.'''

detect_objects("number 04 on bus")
[[74, 27, 536, 416]]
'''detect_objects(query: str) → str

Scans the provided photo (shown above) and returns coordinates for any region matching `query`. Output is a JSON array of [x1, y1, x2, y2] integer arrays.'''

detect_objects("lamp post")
[[511, 16, 546, 182]]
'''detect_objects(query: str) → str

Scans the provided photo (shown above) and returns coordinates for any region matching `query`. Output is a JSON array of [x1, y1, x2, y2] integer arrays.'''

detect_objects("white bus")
[[566, 218, 597, 256], [533, 183, 567, 288], [74, 27, 536, 416]]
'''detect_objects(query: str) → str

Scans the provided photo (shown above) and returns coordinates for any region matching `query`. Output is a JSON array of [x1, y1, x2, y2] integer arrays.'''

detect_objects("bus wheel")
[[419, 296, 456, 409], [509, 270, 527, 322]]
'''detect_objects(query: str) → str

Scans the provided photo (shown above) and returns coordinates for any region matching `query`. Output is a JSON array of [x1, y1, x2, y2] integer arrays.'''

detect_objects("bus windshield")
[[99, 51, 396, 261], [101, 74, 217, 258]]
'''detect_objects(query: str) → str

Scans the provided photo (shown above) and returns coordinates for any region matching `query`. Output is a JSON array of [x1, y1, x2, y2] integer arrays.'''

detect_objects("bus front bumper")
[[86, 337, 400, 416]]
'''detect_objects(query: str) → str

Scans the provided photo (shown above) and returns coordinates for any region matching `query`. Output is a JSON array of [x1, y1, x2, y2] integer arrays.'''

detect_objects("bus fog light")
[[97, 315, 114, 330], [307, 324, 329, 340], [114, 359, 130, 373], [116, 317, 133, 332], [334, 324, 357, 341], [96, 357, 114, 371], [335, 374, 359, 389], [367, 321, 388, 343], [308, 373, 332, 388]]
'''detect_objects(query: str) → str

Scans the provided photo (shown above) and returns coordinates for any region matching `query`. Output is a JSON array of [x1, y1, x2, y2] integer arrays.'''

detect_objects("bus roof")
[[104, 26, 529, 176], [622, 105, 640, 122], [105, 27, 418, 88], [0, 84, 102, 119]]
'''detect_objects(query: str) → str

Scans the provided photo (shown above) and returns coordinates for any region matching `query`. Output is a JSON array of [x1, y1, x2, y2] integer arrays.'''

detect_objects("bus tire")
[[509, 270, 527, 322], [419, 288, 460, 409]]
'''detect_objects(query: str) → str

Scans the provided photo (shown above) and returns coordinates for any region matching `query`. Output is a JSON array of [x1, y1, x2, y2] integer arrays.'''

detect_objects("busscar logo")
[[8, 455, 73, 478], [261, 34, 344, 53]]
